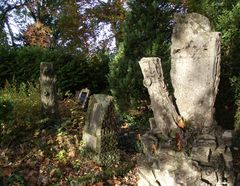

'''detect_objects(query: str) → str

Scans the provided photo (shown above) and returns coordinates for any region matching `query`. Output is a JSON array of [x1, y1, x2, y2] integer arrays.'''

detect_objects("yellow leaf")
[[177, 118, 185, 129]]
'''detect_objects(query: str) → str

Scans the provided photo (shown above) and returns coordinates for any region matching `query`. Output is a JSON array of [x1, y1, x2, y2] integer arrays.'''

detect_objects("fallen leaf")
[[121, 122, 129, 129], [151, 144, 157, 154], [177, 140, 183, 151], [3, 166, 12, 176], [95, 182, 104, 186], [113, 179, 121, 185], [136, 133, 141, 140], [91, 165, 101, 172], [107, 179, 114, 185], [68, 148, 76, 158], [177, 118, 185, 129]]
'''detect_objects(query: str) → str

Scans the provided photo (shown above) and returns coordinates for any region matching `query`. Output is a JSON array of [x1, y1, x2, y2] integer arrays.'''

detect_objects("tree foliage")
[[24, 20, 52, 47], [0, 0, 239, 128], [108, 0, 181, 111], [0, 0, 125, 52]]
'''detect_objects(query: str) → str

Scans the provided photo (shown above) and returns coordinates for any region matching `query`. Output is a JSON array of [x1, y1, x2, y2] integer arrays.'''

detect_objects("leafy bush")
[[87, 51, 110, 93], [6, 173, 25, 186], [108, 44, 145, 111], [0, 46, 16, 87]]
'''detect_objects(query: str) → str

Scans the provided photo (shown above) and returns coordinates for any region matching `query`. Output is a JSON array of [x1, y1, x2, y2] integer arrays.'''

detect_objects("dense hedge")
[[0, 46, 110, 94]]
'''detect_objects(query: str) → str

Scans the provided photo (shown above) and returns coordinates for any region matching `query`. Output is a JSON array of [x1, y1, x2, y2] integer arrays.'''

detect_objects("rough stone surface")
[[82, 94, 119, 165], [137, 13, 234, 186], [171, 13, 221, 129], [139, 57, 180, 136], [39, 62, 59, 121], [138, 148, 199, 186], [138, 131, 234, 186], [223, 130, 233, 146]]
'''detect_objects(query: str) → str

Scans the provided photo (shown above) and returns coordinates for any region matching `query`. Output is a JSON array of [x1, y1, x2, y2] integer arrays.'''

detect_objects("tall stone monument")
[[138, 13, 234, 186], [171, 13, 221, 130], [39, 62, 59, 122]]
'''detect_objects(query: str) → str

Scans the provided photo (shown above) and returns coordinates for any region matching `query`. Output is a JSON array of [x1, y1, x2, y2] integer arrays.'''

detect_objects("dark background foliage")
[[0, 46, 110, 94]]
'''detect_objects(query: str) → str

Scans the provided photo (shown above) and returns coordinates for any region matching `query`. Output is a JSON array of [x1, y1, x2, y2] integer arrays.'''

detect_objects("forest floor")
[[2, 98, 240, 185], [0, 98, 147, 186]]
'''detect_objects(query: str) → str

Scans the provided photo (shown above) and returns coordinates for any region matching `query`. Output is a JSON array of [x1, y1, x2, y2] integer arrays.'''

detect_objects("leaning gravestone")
[[39, 62, 59, 122], [82, 94, 119, 165], [138, 13, 234, 186], [139, 57, 180, 136]]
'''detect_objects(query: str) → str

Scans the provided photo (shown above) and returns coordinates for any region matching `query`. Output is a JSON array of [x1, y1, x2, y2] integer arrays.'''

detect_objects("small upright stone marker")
[[39, 62, 59, 121], [78, 88, 90, 109]]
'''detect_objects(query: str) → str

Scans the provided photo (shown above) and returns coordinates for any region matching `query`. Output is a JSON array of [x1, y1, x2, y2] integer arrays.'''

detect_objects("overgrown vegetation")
[[0, 89, 139, 185], [0, 81, 41, 147]]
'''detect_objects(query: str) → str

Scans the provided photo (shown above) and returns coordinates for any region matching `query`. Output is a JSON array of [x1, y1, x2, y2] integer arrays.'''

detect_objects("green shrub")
[[87, 51, 110, 93], [231, 76, 240, 129], [0, 98, 14, 124], [0, 46, 16, 87], [108, 44, 146, 111], [6, 173, 25, 186]]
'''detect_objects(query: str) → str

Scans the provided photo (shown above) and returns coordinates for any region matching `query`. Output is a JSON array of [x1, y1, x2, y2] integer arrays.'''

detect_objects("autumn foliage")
[[24, 21, 52, 48]]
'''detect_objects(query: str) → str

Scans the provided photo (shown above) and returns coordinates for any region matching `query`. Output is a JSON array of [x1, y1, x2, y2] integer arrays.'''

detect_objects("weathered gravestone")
[[139, 57, 180, 136], [171, 13, 221, 130], [137, 13, 234, 186], [82, 94, 119, 165], [39, 62, 59, 121]]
